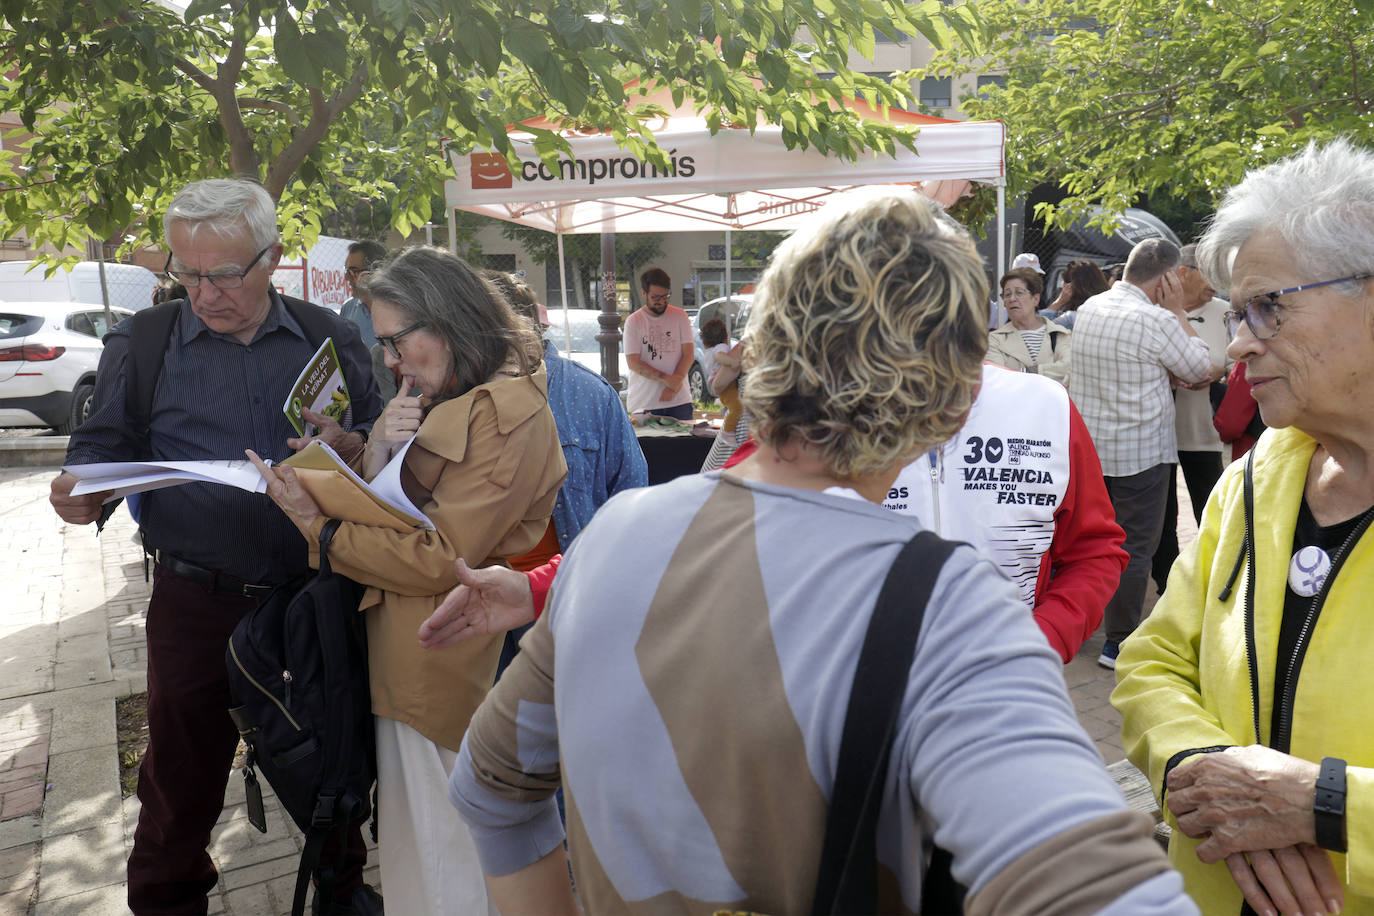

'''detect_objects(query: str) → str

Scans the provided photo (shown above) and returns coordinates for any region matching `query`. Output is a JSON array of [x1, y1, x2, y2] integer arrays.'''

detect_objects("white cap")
[[1011, 252, 1045, 274]]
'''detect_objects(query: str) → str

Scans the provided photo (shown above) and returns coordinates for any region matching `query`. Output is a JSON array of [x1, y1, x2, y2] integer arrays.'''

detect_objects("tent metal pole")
[[557, 231, 573, 353], [996, 181, 1006, 285], [724, 228, 732, 305], [447, 205, 458, 254]]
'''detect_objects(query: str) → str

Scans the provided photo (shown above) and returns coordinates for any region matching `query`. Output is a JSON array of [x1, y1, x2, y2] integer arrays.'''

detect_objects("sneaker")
[[313, 884, 383, 916], [1098, 640, 1120, 670]]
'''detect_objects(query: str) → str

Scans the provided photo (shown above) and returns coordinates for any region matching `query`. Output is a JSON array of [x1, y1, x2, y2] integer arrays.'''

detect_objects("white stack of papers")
[[68, 459, 266, 501]]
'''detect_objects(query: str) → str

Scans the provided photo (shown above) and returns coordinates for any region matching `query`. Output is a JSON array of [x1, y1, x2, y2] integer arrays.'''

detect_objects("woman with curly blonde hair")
[[441, 189, 1188, 915]]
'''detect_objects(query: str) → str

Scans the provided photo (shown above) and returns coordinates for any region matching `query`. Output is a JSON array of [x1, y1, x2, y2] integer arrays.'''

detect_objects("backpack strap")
[[287, 517, 356, 916], [810, 529, 961, 915], [281, 294, 342, 349], [123, 300, 183, 443]]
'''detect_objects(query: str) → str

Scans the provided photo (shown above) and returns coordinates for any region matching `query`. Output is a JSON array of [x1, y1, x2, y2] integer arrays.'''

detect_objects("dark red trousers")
[[128, 566, 366, 915]]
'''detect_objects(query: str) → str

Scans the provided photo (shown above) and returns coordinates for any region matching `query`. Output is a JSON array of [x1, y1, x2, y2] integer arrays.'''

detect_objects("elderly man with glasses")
[[49, 179, 384, 915]]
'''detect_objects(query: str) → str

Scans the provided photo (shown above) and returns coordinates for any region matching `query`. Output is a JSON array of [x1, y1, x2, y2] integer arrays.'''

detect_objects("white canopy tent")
[[443, 89, 1006, 358]]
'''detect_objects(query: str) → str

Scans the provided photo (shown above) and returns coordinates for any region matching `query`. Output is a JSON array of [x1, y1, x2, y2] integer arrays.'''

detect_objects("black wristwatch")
[[1314, 756, 1347, 853]]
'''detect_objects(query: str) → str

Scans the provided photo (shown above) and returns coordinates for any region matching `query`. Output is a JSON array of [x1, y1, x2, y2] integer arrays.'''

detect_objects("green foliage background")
[[0, 0, 973, 261]]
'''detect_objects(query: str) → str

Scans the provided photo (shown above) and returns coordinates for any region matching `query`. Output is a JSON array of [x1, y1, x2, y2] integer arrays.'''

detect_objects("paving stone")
[[0, 785, 43, 822], [265, 873, 303, 913], [0, 886, 37, 916], [0, 842, 37, 888], [33, 884, 127, 916], [39, 747, 119, 837], [0, 816, 41, 852], [47, 701, 115, 756], [215, 851, 300, 890], [33, 822, 124, 906], [217, 837, 303, 888], [222, 882, 275, 916], [0, 764, 44, 792]]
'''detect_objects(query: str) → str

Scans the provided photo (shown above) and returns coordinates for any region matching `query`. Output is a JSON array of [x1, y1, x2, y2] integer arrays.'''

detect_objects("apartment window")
[[919, 77, 952, 109], [874, 29, 908, 43], [977, 75, 1007, 93]]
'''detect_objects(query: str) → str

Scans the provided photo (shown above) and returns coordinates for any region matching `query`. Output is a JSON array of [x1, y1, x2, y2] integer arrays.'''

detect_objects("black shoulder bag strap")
[[810, 530, 963, 916], [281, 294, 342, 347]]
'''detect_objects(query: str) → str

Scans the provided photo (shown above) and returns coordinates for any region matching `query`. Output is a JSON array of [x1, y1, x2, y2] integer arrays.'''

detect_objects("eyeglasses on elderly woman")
[[1224, 272, 1374, 339], [376, 322, 426, 359]]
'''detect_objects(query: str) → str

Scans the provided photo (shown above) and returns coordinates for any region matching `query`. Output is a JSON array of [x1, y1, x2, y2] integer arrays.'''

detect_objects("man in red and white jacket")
[[882, 363, 1126, 661]]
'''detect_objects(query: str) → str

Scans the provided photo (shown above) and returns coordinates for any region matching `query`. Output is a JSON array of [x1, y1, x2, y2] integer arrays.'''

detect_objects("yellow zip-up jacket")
[[1113, 426, 1374, 913]]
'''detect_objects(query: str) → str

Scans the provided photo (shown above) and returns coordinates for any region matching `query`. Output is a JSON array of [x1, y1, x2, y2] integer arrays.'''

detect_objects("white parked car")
[[696, 294, 754, 340], [0, 302, 133, 434]]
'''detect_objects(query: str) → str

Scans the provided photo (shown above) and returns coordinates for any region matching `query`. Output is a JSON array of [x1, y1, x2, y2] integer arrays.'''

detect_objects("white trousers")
[[376, 716, 497, 915]]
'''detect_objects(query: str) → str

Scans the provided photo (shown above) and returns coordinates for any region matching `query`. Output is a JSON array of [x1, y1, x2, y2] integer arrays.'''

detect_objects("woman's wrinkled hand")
[[1167, 745, 1320, 860], [376, 374, 423, 450], [246, 449, 322, 536], [1224, 845, 1343, 916]]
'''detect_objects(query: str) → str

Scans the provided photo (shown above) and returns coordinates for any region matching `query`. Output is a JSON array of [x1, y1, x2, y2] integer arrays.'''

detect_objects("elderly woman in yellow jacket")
[[1113, 141, 1374, 916], [986, 267, 1071, 385], [254, 246, 565, 915]]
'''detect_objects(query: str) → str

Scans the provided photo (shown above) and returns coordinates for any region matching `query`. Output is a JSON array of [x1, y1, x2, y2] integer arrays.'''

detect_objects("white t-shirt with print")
[[624, 305, 693, 415]]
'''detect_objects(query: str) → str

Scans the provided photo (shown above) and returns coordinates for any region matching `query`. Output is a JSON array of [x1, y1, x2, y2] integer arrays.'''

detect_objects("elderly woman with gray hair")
[[1114, 140, 1374, 916], [252, 246, 565, 914], [437, 190, 1190, 915]]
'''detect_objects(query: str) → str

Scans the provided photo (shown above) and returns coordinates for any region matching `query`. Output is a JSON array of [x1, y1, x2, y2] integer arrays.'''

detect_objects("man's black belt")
[[151, 549, 275, 599]]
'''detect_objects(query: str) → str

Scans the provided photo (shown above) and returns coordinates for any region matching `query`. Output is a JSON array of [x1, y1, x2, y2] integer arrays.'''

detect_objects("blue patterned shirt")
[[543, 341, 647, 548]]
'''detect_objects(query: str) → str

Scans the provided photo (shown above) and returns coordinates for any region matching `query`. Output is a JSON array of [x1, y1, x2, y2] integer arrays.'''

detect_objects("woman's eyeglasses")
[[1225, 273, 1373, 339], [376, 323, 425, 359]]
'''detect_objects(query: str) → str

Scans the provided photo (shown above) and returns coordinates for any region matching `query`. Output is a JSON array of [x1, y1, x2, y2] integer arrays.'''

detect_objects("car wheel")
[[688, 363, 707, 403], [58, 382, 95, 436]]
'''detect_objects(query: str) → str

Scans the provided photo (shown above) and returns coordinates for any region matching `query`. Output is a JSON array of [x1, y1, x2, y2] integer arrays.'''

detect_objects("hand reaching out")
[[417, 558, 536, 650]]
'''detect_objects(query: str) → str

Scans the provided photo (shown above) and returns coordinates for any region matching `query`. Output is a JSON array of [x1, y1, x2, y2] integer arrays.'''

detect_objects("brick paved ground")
[[0, 461, 1196, 914], [0, 467, 380, 916], [0, 710, 51, 823]]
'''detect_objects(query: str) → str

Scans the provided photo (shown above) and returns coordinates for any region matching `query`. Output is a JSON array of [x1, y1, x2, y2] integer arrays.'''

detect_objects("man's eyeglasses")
[[1224, 273, 1373, 339], [376, 322, 425, 359], [344, 266, 365, 280], [164, 245, 274, 290], [648, 294, 671, 305]]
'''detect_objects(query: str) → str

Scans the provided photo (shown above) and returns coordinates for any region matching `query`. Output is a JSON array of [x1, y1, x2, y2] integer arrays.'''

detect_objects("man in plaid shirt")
[[1068, 238, 1212, 669]]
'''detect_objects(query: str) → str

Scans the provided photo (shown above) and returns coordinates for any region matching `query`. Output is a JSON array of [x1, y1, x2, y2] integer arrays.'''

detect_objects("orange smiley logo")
[[470, 153, 513, 189]]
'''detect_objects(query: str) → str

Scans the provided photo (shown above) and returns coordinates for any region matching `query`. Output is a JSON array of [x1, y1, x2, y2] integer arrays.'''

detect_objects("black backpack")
[[226, 519, 375, 916]]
